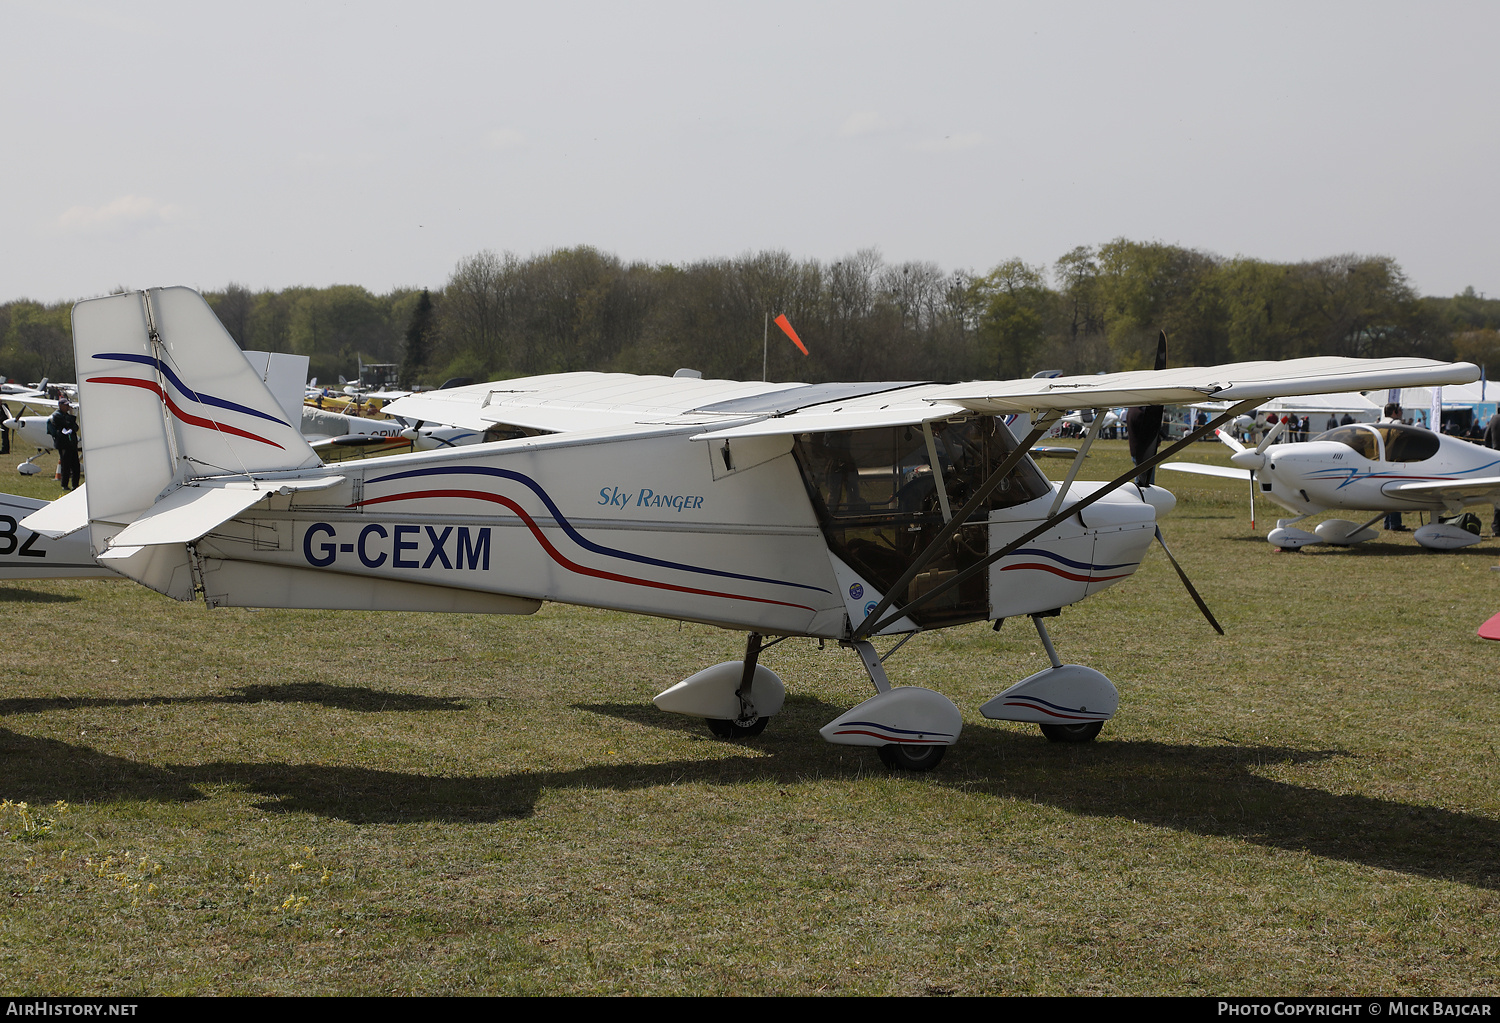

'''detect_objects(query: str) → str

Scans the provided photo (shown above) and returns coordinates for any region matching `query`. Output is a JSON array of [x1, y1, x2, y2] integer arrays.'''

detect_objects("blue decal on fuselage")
[[597, 485, 704, 512]]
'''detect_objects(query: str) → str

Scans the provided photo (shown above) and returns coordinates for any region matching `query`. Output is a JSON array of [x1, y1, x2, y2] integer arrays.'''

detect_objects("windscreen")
[[1313, 425, 1379, 460], [792, 417, 1050, 627]]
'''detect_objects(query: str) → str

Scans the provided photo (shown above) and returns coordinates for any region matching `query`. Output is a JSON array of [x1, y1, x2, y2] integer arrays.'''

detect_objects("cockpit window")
[[791, 417, 1050, 629], [1311, 423, 1440, 462], [1374, 424, 1440, 462], [1314, 425, 1379, 460], [795, 417, 1050, 521]]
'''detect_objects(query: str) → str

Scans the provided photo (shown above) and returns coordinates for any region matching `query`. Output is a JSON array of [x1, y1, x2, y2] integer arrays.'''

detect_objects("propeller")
[[1123, 330, 1169, 486], [1127, 330, 1224, 634], [1217, 418, 1286, 530]]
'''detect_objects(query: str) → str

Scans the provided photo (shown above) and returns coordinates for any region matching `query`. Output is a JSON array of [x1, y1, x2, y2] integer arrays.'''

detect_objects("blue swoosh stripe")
[[365, 465, 832, 595], [1003, 694, 1109, 717], [1009, 547, 1138, 572], [93, 353, 290, 428], [837, 719, 956, 738]]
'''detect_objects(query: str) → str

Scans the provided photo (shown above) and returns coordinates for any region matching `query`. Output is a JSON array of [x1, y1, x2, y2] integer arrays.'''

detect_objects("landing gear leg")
[[1030, 615, 1102, 744], [980, 613, 1116, 740], [818, 638, 961, 771], [705, 632, 771, 739]]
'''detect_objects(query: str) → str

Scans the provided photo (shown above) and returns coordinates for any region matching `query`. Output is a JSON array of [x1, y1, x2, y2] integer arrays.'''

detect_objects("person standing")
[[47, 397, 81, 491], [1381, 403, 1406, 532], [1486, 411, 1500, 536]]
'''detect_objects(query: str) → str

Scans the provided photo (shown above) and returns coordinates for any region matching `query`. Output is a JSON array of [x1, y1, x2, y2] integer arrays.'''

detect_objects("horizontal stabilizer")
[[19, 485, 90, 538], [107, 476, 346, 548]]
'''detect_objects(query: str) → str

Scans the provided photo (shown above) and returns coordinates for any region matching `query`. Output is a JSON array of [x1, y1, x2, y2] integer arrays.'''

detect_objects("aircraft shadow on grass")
[[0, 682, 466, 717], [0, 727, 205, 804], [0, 587, 82, 603], [4, 703, 1499, 891]]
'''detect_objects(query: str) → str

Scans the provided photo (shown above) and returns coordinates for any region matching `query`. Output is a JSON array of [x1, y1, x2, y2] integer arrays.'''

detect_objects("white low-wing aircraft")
[[27, 288, 1479, 769], [2, 394, 64, 475], [1162, 421, 1500, 550]]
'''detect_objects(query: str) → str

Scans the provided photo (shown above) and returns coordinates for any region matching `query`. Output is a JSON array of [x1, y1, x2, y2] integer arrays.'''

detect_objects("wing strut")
[[853, 397, 1261, 640], [1152, 525, 1223, 635]]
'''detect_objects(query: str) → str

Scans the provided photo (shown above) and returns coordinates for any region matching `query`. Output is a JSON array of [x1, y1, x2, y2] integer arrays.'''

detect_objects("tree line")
[[4, 240, 1500, 388]]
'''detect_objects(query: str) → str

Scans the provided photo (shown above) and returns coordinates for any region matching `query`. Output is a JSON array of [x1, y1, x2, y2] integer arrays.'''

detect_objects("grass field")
[[2, 440, 1498, 995]]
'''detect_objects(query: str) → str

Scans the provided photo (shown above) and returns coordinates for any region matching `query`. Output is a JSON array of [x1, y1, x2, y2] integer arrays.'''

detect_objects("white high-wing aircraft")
[[1161, 420, 1500, 550], [303, 405, 486, 458], [27, 288, 1479, 769]]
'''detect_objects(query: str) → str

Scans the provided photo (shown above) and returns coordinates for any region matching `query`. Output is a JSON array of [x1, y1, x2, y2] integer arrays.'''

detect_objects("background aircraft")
[[0, 491, 111, 579], [1162, 420, 1500, 549], [32, 288, 1479, 769], [2, 392, 65, 475]]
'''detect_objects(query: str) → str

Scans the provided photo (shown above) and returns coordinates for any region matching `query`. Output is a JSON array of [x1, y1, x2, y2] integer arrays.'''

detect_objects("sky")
[[4, 0, 1497, 303]]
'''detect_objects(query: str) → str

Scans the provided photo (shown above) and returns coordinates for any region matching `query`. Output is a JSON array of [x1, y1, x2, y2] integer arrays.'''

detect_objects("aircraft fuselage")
[[190, 419, 1160, 639], [1254, 427, 1500, 516]]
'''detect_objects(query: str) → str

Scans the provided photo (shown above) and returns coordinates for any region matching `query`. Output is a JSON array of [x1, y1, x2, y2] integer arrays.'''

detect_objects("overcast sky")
[[4, 0, 1496, 303]]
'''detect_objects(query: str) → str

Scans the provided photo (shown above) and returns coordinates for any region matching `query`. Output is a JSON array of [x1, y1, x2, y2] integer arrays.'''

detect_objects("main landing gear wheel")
[[1039, 721, 1102, 743], [876, 743, 946, 772], [706, 716, 769, 739]]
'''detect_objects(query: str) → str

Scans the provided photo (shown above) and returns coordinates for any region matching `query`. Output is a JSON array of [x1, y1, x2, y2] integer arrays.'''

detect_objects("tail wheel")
[[1039, 721, 1102, 743], [706, 716, 769, 739], [876, 743, 946, 772]]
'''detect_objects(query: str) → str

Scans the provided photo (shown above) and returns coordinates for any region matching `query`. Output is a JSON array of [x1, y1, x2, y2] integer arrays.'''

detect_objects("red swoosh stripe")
[[89, 376, 284, 449], [832, 729, 942, 744], [1002, 700, 1102, 721], [999, 562, 1131, 583], [352, 488, 817, 613]]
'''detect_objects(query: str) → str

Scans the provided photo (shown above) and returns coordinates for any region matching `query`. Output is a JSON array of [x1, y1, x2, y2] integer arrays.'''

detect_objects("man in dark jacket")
[[47, 397, 81, 491], [1487, 412, 1500, 536]]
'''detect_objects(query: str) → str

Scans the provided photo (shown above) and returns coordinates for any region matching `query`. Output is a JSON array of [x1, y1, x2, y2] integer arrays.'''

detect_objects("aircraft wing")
[[2, 394, 59, 416], [934, 357, 1479, 413], [1385, 476, 1500, 504], [381, 372, 800, 434], [690, 400, 965, 440]]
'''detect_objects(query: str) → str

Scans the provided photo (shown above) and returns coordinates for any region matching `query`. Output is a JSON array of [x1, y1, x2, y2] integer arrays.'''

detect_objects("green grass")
[[2, 441, 1499, 995]]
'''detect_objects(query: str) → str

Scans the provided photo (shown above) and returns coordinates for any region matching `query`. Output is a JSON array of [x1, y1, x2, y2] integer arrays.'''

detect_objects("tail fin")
[[72, 287, 321, 597]]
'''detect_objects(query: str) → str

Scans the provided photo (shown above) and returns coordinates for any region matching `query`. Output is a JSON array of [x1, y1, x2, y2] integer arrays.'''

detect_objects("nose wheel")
[[706, 715, 769, 739], [876, 743, 947, 771], [1039, 721, 1102, 743]]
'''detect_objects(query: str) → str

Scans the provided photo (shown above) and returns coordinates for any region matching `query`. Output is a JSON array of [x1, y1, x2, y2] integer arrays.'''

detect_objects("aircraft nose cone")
[[1135, 484, 1177, 519], [1229, 449, 1266, 471]]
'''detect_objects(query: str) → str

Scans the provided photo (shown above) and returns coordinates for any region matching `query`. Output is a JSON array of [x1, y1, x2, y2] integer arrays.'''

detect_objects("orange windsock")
[[774, 314, 809, 356]]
